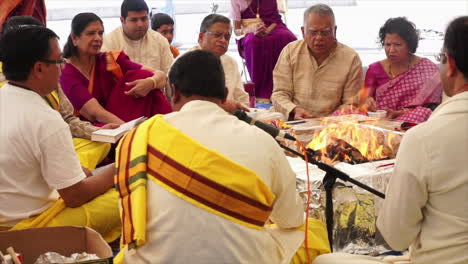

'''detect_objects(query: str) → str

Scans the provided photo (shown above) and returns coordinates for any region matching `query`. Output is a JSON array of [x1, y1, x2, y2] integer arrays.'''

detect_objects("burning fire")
[[306, 118, 399, 164]]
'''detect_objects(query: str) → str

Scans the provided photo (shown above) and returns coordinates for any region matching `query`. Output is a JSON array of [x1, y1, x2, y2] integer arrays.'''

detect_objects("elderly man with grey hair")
[[271, 4, 363, 120]]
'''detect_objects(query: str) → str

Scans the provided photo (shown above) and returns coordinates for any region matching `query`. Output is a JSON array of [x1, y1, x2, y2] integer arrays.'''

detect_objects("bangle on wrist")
[[149, 76, 157, 89]]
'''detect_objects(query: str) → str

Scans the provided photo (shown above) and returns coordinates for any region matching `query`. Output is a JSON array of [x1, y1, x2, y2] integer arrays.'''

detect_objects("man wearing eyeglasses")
[[188, 14, 250, 113], [0, 25, 120, 242], [1, 16, 116, 172], [271, 4, 363, 120], [313, 16, 468, 264]]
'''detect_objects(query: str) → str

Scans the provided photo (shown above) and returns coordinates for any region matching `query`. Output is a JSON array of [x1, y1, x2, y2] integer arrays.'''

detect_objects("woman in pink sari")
[[60, 13, 171, 125], [363, 17, 442, 123]]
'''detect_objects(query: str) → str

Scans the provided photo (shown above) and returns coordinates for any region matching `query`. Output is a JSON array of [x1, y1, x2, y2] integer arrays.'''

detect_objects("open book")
[[91, 116, 147, 143]]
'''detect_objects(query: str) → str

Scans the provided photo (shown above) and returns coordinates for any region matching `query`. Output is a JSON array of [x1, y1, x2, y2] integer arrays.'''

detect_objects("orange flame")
[[306, 117, 399, 163]]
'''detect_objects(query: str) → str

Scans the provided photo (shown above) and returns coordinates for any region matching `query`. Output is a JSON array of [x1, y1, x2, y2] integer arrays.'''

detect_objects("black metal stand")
[[277, 141, 385, 251]]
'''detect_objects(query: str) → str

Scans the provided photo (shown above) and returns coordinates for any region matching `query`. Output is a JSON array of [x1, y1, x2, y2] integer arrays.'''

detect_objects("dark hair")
[[169, 50, 226, 99], [121, 0, 149, 19], [151, 13, 174, 31], [0, 26, 58, 81], [199, 14, 231, 33], [63, 12, 103, 58], [1, 16, 43, 37], [379, 17, 419, 54], [444, 16, 468, 80]]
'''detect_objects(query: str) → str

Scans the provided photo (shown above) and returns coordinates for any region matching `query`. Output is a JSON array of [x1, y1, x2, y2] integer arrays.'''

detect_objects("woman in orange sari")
[[60, 13, 172, 125]]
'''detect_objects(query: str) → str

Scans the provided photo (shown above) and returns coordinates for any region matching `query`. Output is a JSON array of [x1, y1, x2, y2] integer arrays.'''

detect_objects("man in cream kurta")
[[313, 16, 468, 264], [190, 14, 250, 112], [101, 0, 173, 73], [271, 4, 362, 120], [123, 50, 305, 264], [189, 45, 249, 106]]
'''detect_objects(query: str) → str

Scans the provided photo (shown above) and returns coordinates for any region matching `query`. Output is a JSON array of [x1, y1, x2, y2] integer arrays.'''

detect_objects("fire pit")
[[285, 115, 405, 253], [289, 116, 404, 165]]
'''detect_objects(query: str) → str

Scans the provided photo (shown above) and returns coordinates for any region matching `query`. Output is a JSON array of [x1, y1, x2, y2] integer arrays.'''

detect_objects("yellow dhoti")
[[291, 218, 331, 264], [73, 138, 111, 170], [10, 189, 121, 242]]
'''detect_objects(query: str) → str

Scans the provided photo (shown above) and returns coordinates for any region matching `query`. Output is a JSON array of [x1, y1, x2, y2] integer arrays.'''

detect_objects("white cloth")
[[102, 27, 174, 73], [124, 100, 305, 264], [313, 252, 411, 264], [0, 84, 85, 225], [220, 53, 250, 105], [377, 91, 468, 264], [187, 46, 250, 105]]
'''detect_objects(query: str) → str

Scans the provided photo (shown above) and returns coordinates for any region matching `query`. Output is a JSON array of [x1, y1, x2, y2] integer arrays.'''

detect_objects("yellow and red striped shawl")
[[43, 90, 60, 111], [114, 115, 275, 250]]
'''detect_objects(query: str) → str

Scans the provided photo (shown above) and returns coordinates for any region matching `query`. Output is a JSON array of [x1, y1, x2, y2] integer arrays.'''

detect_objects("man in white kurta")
[[313, 16, 468, 264], [123, 50, 305, 264], [0, 26, 119, 240], [271, 5, 362, 120], [101, 0, 173, 73]]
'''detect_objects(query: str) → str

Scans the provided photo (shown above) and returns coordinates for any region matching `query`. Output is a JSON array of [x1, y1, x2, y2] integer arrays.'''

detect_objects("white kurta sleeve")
[[377, 128, 428, 250], [269, 143, 305, 228], [38, 120, 86, 190]]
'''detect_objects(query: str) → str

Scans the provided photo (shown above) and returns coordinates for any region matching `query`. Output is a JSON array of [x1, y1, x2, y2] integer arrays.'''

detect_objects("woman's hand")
[[125, 78, 155, 98], [125, 70, 167, 98], [100, 123, 120, 129], [80, 98, 124, 125], [363, 97, 378, 112], [385, 108, 408, 119], [254, 22, 267, 37], [255, 23, 277, 38]]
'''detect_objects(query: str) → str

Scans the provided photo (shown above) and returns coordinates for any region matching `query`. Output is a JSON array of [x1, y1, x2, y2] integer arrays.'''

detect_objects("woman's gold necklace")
[[389, 55, 412, 78], [72, 59, 95, 80], [249, 0, 260, 18]]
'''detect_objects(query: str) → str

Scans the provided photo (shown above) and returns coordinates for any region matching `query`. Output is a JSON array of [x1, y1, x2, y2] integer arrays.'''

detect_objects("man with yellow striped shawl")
[[115, 50, 330, 264]]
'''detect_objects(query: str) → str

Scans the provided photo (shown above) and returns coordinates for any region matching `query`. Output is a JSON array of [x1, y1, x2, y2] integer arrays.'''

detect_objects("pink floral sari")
[[365, 58, 442, 123]]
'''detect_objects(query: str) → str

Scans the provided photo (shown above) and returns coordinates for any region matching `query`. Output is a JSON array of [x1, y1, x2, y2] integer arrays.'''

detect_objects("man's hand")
[[221, 99, 250, 114], [82, 166, 92, 177], [100, 123, 120, 129], [293, 107, 315, 120]]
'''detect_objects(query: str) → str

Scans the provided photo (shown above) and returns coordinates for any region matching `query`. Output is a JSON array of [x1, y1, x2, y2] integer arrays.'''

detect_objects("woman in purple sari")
[[230, 0, 296, 100], [60, 13, 171, 125], [363, 17, 442, 123]]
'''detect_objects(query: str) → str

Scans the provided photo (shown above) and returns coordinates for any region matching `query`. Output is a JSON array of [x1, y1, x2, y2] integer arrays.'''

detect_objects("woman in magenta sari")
[[363, 17, 442, 123], [60, 13, 171, 125], [230, 0, 296, 100]]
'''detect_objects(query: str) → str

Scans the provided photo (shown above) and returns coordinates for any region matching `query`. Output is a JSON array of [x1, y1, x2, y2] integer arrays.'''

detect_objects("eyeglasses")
[[307, 28, 333, 37], [39, 58, 65, 65], [205, 31, 231, 41], [435, 52, 447, 64]]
